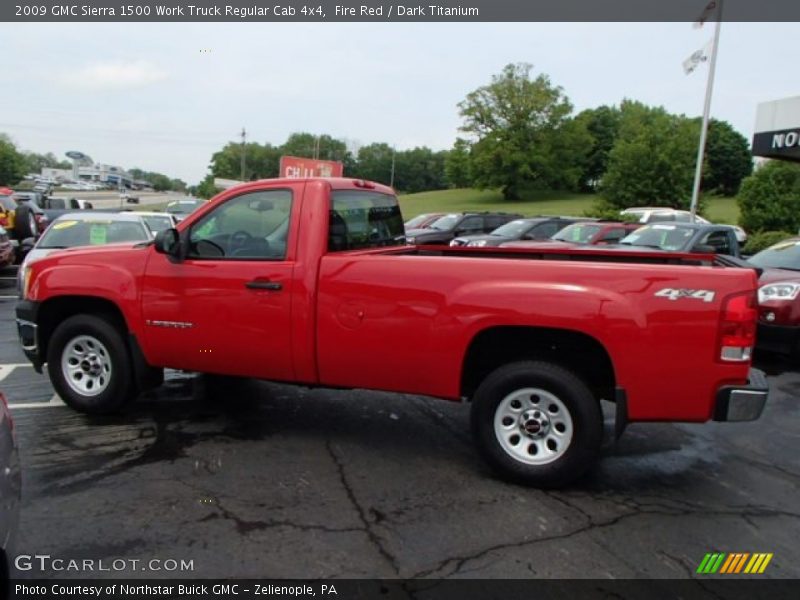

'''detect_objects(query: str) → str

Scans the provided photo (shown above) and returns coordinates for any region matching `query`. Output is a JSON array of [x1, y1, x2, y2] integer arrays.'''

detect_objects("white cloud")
[[58, 60, 167, 90]]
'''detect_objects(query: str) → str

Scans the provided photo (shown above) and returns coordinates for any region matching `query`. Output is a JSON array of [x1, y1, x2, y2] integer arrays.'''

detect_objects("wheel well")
[[461, 326, 616, 401], [37, 296, 128, 361]]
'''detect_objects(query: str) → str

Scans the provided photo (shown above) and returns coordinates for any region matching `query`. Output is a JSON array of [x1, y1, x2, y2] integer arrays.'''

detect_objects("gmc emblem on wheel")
[[654, 288, 716, 302]]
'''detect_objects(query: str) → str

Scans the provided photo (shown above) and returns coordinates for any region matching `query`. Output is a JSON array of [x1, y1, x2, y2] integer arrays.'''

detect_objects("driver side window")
[[188, 190, 293, 260]]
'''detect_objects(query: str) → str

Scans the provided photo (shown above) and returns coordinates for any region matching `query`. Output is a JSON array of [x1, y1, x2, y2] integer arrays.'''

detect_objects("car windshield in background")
[[553, 223, 603, 243], [141, 215, 173, 234], [429, 214, 460, 231], [166, 201, 201, 214], [619, 224, 694, 251], [491, 220, 533, 237], [749, 240, 800, 271], [405, 214, 431, 229], [38, 219, 150, 249]]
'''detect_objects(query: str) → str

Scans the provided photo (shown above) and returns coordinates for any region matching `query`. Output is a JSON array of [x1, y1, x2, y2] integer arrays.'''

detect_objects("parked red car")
[[747, 238, 800, 356], [500, 221, 641, 250], [16, 178, 767, 487]]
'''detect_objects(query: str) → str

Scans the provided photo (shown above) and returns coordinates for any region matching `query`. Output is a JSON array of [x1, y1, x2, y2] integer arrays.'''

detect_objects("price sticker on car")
[[89, 225, 107, 245]]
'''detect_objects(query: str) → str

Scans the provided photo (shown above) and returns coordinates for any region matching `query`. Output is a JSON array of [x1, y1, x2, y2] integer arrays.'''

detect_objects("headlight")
[[406, 237, 415, 244], [758, 282, 800, 303], [467, 240, 488, 247]]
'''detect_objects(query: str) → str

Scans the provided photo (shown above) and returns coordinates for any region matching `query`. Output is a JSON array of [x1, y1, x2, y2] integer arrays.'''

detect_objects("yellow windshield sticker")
[[89, 225, 107, 245], [52, 220, 78, 230]]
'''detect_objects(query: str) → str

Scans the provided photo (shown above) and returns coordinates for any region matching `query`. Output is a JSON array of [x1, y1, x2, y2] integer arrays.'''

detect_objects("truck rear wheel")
[[470, 361, 602, 488], [47, 315, 136, 414], [14, 204, 37, 239]]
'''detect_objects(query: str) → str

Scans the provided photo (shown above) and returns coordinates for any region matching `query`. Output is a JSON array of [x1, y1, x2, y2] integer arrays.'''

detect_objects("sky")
[[0, 21, 797, 184]]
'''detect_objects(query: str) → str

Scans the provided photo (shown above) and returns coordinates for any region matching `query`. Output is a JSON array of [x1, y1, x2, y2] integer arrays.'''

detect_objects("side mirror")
[[691, 243, 716, 254], [155, 228, 182, 259]]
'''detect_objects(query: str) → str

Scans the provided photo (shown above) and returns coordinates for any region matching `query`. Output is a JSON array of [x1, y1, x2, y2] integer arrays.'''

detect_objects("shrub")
[[737, 161, 800, 233], [742, 230, 795, 255]]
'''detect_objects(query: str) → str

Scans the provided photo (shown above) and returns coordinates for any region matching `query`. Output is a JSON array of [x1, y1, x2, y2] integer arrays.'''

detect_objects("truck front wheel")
[[47, 315, 135, 414], [471, 361, 603, 488]]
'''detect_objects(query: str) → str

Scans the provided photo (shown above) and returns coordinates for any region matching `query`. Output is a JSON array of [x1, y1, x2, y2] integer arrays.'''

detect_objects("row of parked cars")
[[404, 208, 800, 359]]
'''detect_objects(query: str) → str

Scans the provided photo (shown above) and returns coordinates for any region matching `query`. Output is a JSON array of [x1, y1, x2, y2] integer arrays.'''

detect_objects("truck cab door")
[[141, 185, 301, 379]]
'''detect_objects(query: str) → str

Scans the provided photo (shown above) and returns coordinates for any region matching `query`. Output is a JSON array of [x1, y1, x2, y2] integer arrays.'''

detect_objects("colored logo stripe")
[[698, 552, 773, 574]]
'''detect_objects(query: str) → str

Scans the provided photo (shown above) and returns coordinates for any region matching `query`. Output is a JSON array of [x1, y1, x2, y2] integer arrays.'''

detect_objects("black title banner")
[[4, 0, 800, 22]]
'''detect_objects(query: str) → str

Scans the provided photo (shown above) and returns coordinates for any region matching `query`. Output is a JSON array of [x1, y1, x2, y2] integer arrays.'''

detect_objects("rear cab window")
[[328, 190, 405, 252]]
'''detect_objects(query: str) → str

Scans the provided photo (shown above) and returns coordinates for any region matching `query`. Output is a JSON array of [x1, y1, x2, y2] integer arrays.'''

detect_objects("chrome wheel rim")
[[493, 387, 574, 465], [28, 213, 36, 234], [61, 335, 112, 397]]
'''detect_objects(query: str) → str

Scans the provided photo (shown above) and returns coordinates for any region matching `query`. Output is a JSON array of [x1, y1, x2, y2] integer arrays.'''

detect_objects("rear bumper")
[[756, 322, 800, 355], [15, 300, 41, 371], [713, 368, 769, 422]]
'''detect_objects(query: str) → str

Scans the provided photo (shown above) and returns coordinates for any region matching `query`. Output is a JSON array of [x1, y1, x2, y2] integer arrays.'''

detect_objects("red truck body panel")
[[24, 178, 759, 424]]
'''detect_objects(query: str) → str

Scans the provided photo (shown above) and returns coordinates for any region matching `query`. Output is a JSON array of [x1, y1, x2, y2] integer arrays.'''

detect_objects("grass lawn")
[[400, 188, 741, 225]]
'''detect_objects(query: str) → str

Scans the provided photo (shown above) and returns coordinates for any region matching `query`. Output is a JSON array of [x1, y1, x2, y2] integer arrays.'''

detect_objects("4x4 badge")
[[655, 288, 715, 302]]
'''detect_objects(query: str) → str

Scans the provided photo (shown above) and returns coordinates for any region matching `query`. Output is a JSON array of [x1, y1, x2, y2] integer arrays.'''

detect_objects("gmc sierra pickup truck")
[[16, 178, 769, 487]]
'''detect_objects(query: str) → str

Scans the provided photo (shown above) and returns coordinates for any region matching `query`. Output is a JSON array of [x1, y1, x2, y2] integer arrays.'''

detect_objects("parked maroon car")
[[500, 221, 641, 250], [747, 238, 800, 356], [404, 212, 445, 231]]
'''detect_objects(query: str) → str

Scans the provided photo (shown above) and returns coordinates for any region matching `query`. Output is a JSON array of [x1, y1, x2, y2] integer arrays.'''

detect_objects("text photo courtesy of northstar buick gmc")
[[15, 178, 768, 488]]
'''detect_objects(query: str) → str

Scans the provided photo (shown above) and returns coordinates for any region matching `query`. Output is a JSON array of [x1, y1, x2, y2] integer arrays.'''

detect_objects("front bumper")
[[15, 300, 41, 371], [713, 368, 769, 422]]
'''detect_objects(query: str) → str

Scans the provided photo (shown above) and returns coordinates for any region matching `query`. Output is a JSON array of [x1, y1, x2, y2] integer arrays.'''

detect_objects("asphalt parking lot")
[[2, 263, 799, 580]]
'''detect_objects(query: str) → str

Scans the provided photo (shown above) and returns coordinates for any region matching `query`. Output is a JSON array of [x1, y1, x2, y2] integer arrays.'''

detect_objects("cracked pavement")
[[1, 283, 798, 579]]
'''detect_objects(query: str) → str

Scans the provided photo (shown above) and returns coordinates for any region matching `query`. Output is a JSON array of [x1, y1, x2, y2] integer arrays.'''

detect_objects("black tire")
[[14, 204, 36, 239], [470, 361, 603, 488], [46, 314, 136, 414]]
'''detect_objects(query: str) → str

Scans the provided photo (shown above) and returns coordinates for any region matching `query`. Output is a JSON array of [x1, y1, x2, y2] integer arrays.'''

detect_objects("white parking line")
[[0, 363, 31, 383], [11, 394, 65, 409], [0, 295, 19, 299]]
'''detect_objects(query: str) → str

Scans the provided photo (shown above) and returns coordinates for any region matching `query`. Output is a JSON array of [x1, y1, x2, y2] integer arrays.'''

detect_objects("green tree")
[[444, 138, 473, 188], [22, 152, 70, 174], [600, 101, 699, 210], [280, 132, 353, 166], [703, 119, 753, 196], [393, 147, 448, 193], [195, 174, 220, 199], [351, 143, 394, 185], [737, 161, 800, 233], [0, 135, 25, 186], [457, 63, 590, 200], [209, 142, 281, 181], [575, 105, 622, 192]]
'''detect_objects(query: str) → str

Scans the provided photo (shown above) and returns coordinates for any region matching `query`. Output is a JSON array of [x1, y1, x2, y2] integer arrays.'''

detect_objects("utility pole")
[[240, 127, 246, 181], [689, 0, 723, 221]]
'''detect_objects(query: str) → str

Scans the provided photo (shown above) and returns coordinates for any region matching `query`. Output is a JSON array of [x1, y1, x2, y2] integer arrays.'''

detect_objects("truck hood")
[[27, 241, 152, 267]]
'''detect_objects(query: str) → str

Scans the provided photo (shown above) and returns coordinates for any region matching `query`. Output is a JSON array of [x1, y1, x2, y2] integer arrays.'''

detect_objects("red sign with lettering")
[[280, 156, 344, 179]]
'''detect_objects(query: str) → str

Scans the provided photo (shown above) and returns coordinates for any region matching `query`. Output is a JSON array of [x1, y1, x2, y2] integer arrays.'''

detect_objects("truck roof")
[[233, 177, 396, 196]]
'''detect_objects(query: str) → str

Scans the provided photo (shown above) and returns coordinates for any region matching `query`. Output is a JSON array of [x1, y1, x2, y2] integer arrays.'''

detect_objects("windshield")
[[491, 220, 534, 237], [141, 215, 173, 234], [405, 214, 434, 229], [619, 224, 695, 251], [38, 219, 150, 249], [749, 240, 800, 271], [166, 201, 199, 214], [553, 223, 603, 244], [429, 214, 460, 231]]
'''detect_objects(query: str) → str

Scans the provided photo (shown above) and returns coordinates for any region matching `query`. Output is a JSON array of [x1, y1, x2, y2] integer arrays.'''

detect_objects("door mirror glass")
[[155, 228, 181, 257]]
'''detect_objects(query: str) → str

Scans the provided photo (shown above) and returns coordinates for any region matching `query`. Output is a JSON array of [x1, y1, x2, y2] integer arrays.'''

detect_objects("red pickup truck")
[[16, 178, 768, 487]]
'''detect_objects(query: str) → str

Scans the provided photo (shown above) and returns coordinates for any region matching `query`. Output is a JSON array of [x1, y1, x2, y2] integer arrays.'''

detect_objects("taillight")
[[718, 291, 757, 362]]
